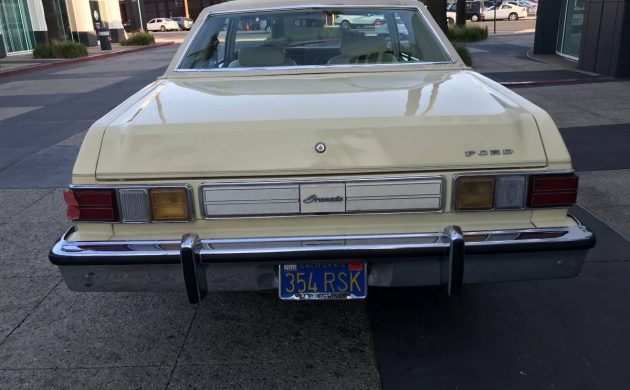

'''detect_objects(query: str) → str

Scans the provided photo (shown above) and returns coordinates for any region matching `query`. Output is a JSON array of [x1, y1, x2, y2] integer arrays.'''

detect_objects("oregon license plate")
[[279, 263, 367, 300]]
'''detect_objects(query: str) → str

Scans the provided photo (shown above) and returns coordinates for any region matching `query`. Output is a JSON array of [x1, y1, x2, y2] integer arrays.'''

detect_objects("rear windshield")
[[178, 8, 451, 70]]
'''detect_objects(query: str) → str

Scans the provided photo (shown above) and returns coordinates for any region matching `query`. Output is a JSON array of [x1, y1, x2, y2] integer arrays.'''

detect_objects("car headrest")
[[238, 47, 286, 67], [340, 35, 388, 57]]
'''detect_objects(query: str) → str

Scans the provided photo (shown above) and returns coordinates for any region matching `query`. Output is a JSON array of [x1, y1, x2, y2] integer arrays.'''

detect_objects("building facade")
[[0, 0, 125, 55], [118, 0, 222, 31], [535, 0, 629, 77]]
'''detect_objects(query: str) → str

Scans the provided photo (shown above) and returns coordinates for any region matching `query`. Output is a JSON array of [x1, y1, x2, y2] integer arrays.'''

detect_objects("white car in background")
[[171, 16, 194, 31], [335, 13, 385, 29], [146, 18, 180, 32], [446, 3, 457, 24], [512, 0, 538, 14], [482, 3, 528, 20], [375, 17, 409, 37]]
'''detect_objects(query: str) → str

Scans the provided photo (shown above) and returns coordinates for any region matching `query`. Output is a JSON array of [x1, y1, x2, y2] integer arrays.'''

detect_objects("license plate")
[[279, 263, 367, 300]]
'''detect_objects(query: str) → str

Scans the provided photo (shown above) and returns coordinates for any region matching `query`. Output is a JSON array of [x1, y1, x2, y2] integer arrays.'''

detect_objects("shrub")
[[449, 25, 488, 43], [120, 31, 155, 46], [454, 44, 472, 66], [33, 41, 88, 59]]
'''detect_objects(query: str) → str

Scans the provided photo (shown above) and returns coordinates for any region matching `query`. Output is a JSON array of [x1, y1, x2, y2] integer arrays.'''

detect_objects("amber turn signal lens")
[[149, 188, 190, 221], [455, 177, 495, 210]]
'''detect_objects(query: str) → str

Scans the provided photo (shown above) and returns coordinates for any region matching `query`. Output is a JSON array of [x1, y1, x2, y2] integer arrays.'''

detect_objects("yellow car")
[[50, 0, 595, 303]]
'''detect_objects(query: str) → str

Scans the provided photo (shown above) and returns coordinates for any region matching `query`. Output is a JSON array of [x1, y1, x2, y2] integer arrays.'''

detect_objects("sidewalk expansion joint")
[[164, 302, 199, 390], [0, 279, 62, 349]]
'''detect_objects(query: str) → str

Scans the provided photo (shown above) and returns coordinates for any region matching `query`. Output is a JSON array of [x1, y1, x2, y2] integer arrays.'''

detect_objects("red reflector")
[[68, 189, 119, 222], [529, 175, 578, 192], [74, 190, 116, 207], [528, 174, 578, 208], [375, 20, 383, 25], [517, 231, 567, 240], [530, 192, 577, 207], [63, 190, 80, 221], [77, 207, 118, 221], [82, 244, 130, 251], [348, 263, 364, 271]]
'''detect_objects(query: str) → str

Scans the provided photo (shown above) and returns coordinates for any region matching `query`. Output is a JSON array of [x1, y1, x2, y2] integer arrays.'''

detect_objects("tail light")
[[375, 20, 383, 26], [149, 188, 191, 221], [118, 189, 151, 222], [527, 174, 578, 208], [64, 186, 191, 223], [455, 176, 495, 210], [64, 189, 118, 222], [454, 173, 577, 211]]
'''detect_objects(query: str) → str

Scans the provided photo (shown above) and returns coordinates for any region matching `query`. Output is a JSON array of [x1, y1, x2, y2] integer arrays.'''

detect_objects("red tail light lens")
[[527, 174, 578, 208], [64, 189, 118, 221], [375, 20, 383, 26], [63, 190, 80, 220]]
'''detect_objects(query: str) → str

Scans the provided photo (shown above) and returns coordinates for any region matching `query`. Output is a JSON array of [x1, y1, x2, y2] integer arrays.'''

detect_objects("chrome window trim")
[[174, 4, 454, 72], [69, 184, 195, 223], [198, 174, 446, 219], [451, 169, 576, 212]]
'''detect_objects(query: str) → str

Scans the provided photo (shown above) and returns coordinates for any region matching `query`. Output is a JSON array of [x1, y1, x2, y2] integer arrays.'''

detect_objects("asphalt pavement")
[[1, 34, 630, 389], [476, 17, 536, 35]]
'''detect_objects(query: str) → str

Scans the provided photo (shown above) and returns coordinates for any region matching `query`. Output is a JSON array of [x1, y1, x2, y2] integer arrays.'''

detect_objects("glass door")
[[556, 0, 585, 60], [0, 0, 35, 53]]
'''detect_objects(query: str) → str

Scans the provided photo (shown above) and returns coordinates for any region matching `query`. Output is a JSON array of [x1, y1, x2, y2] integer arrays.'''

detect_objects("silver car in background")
[[172, 16, 194, 30]]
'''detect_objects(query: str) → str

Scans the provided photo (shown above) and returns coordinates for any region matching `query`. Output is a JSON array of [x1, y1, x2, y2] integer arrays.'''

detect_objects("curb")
[[0, 42, 175, 79], [501, 79, 582, 88], [488, 30, 536, 37]]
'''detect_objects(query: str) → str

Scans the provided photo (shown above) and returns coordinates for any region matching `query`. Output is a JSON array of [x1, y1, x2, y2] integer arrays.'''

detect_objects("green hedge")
[[33, 41, 88, 59], [448, 25, 488, 43], [454, 45, 472, 66], [120, 31, 155, 46]]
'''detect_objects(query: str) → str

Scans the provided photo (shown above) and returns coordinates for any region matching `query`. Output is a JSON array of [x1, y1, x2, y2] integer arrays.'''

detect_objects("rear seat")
[[327, 35, 397, 64], [228, 47, 297, 67]]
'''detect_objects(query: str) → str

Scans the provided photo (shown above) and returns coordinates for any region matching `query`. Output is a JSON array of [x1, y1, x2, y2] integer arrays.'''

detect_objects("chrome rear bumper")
[[50, 220, 595, 303]]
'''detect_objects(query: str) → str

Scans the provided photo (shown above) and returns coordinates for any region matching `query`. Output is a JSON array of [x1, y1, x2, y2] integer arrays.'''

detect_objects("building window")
[[0, 0, 35, 54], [556, 0, 584, 60], [90, 0, 110, 29]]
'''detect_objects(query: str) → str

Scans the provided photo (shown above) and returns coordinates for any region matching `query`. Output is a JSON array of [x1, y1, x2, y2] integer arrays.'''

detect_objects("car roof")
[[206, 0, 424, 13]]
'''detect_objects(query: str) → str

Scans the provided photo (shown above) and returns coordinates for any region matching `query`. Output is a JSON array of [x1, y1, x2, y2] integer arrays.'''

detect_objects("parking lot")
[[1, 33, 630, 389], [149, 16, 538, 42], [476, 17, 536, 34]]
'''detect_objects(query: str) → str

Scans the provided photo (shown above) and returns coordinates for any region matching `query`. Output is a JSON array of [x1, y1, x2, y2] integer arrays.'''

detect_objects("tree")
[[425, 0, 448, 34], [456, 0, 466, 27]]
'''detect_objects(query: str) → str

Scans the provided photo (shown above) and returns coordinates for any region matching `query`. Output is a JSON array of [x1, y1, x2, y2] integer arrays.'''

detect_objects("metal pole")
[[137, 0, 144, 30], [493, 5, 496, 34], [63, 0, 75, 42], [184, 0, 190, 18]]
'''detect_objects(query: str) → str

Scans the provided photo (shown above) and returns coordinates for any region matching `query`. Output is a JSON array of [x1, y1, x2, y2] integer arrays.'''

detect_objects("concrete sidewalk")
[[0, 42, 174, 76]]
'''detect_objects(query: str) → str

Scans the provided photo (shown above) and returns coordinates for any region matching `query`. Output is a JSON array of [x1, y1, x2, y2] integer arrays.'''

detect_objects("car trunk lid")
[[95, 70, 548, 180]]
